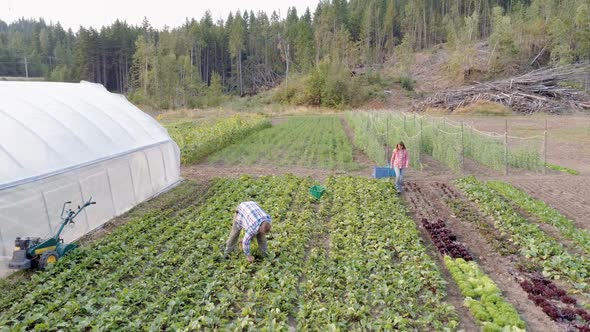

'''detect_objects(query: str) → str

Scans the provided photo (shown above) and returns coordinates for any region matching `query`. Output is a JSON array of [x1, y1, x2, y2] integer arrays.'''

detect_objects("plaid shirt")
[[235, 201, 271, 256], [391, 149, 409, 169]]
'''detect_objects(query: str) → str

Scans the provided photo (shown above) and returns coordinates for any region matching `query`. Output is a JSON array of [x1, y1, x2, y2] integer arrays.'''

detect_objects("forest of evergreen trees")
[[1, 0, 589, 108]]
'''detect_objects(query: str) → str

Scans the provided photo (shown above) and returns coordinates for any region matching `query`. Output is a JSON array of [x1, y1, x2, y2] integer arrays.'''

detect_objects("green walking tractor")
[[8, 198, 96, 270]]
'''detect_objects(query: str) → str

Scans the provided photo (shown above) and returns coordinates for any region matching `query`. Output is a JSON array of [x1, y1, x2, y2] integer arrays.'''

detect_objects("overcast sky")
[[2, 0, 321, 30]]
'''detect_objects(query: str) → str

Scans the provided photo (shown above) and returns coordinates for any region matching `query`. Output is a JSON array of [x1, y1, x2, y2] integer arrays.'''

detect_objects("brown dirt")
[[505, 175, 590, 231], [403, 180, 562, 332]]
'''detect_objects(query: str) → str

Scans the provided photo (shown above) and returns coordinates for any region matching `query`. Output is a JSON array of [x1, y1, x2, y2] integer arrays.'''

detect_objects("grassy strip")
[[456, 176, 590, 292], [545, 163, 580, 175], [487, 181, 590, 257], [208, 116, 358, 170], [445, 257, 526, 332], [165, 114, 271, 164]]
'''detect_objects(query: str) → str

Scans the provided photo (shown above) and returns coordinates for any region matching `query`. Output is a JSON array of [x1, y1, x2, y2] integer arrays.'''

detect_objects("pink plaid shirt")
[[391, 149, 409, 169]]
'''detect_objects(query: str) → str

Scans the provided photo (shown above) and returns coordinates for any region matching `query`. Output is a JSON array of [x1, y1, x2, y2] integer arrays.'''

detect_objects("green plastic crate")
[[309, 185, 326, 199]]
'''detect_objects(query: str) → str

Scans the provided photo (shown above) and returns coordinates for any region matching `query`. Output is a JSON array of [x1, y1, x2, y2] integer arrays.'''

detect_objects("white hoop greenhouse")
[[0, 81, 180, 277]]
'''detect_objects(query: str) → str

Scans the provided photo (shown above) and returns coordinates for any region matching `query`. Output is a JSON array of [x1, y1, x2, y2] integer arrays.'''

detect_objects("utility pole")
[[24, 56, 29, 78]]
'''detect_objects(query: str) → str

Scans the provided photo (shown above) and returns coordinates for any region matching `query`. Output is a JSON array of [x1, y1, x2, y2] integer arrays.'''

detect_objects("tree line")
[[1, 0, 588, 108]]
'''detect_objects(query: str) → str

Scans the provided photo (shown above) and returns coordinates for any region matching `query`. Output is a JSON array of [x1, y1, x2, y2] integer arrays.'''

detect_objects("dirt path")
[[403, 180, 561, 332], [182, 165, 337, 182], [339, 116, 374, 168]]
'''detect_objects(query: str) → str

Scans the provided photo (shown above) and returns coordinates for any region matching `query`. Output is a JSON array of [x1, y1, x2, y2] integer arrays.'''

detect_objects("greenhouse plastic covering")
[[0, 81, 180, 277]]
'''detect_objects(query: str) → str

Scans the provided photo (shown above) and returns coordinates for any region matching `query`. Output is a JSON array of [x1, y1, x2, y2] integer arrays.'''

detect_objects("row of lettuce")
[[457, 177, 590, 289]]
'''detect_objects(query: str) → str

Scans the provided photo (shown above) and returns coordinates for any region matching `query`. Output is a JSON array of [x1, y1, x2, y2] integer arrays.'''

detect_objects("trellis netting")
[[346, 111, 544, 174], [0, 81, 180, 277]]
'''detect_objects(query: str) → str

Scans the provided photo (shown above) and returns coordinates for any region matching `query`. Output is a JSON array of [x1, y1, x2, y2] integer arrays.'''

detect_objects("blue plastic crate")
[[373, 166, 396, 179]]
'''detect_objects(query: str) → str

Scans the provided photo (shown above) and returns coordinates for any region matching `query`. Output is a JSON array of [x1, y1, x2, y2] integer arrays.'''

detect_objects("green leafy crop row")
[[297, 176, 458, 330], [487, 181, 590, 257], [456, 176, 590, 291], [0, 175, 306, 330], [208, 116, 358, 170], [165, 114, 271, 164], [445, 257, 526, 332]]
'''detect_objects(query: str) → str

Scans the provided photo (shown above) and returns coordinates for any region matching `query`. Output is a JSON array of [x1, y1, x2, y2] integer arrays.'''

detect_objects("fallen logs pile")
[[412, 63, 590, 114]]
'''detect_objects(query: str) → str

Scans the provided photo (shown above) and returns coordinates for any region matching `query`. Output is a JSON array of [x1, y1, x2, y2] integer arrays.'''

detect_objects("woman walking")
[[390, 142, 409, 193]]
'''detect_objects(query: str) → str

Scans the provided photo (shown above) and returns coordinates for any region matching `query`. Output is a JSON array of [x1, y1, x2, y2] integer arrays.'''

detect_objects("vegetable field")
[[208, 116, 358, 170], [3, 108, 588, 331], [0, 175, 458, 330]]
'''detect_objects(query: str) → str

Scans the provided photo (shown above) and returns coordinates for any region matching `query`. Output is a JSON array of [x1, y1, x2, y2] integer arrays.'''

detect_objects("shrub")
[[397, 76, 415, 91]]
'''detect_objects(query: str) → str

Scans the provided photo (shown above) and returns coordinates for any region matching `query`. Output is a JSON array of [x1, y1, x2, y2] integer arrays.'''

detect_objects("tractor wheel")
[[39, 250, 59, 270]]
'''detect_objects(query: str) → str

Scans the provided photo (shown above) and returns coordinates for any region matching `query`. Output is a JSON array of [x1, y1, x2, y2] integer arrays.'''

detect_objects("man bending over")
[[224, 201, 272, 263]]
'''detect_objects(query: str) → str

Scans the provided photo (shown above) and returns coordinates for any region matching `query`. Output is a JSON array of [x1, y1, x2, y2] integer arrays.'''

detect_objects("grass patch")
[[424, 107, 451, 116], [454, 100, 512, 116], [549, 127, 590, 143], [545, 163, 580, 175]]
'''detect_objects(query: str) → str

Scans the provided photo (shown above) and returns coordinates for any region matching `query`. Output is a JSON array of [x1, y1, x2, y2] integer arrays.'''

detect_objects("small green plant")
[[487, 180, 590, 255]]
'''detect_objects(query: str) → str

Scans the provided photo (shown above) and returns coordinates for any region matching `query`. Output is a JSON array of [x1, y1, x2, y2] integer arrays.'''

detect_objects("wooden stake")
[[504, 119, 508, 176], [544, 118, 548, 175]]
